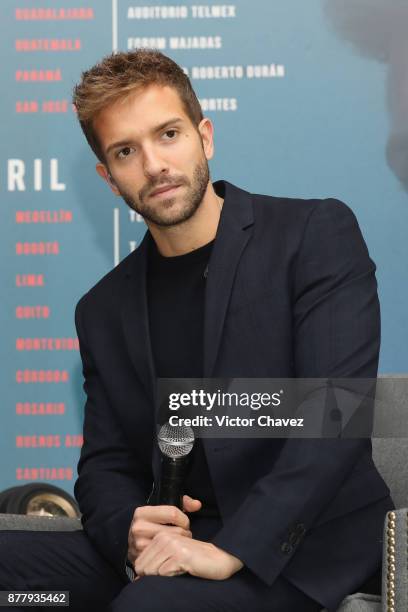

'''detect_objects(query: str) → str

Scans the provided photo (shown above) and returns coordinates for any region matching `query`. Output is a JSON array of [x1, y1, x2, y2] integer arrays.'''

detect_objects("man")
[[0, 49, 393, 611]]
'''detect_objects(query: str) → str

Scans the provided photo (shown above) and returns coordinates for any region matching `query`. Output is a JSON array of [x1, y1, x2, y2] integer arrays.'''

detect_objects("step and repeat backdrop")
[[0, 0, 407, 496]]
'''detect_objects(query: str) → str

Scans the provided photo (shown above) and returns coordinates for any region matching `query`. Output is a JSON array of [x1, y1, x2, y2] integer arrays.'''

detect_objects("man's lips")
[[150, 184, 181, 197]]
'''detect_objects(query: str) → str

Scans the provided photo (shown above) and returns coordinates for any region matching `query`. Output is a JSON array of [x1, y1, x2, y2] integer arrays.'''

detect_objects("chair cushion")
[[0, 513, 82, 531], [321, 593, 381, 612]]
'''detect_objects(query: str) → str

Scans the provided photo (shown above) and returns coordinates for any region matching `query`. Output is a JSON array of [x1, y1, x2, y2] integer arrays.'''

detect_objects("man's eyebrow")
[[105, 117, 184, 155], [153, 117, 184, 133]]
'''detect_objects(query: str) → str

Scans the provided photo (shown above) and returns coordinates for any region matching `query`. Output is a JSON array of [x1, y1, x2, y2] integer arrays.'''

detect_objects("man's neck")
[[147, 182, 224, 257]]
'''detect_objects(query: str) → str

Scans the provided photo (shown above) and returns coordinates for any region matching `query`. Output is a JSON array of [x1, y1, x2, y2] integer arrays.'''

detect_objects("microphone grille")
[[158, 422, 195, 459]]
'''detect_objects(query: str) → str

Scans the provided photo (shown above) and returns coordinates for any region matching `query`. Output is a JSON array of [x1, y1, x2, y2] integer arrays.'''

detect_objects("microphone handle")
[[157, 456, 189, 508]]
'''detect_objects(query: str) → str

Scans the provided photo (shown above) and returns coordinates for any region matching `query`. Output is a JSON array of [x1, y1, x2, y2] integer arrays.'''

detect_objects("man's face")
[[93, 85, 213, 227]]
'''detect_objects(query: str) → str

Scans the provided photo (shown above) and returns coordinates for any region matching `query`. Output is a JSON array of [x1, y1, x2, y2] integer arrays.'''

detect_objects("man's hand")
[[134, 533, 243, 580], [127, 495, 202, 565]]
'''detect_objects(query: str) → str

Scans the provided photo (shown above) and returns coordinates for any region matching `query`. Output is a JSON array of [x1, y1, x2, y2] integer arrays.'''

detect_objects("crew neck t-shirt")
[[147, 238, 220, 517]]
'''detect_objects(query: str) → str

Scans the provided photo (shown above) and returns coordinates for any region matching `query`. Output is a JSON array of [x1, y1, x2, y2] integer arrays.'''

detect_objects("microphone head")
[[157, 422, 195, 459]]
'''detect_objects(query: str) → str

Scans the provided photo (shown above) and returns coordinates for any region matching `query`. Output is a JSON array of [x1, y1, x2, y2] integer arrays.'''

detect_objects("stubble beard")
[[117, 157, 210, 228]]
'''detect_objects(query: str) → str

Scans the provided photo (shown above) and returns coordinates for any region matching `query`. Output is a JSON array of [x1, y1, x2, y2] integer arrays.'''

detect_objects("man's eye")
[[163, 129, 177, 140], [117, 147, 134, 159]]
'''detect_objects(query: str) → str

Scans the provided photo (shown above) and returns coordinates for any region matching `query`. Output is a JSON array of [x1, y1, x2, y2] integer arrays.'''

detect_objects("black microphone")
[[156, 422, 195, 508]]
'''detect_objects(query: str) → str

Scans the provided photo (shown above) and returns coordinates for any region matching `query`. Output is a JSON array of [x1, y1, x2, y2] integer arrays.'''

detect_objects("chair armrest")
[[382, 509, 407, 612], [0, 513, 82, 531]]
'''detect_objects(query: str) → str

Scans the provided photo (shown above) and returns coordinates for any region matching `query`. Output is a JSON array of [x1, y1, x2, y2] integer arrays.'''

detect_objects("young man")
[[0, 50, 393, 612]]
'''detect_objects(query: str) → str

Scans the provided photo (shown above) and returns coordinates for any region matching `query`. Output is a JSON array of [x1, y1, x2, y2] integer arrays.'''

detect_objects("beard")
[[115, 156, 210, 228]]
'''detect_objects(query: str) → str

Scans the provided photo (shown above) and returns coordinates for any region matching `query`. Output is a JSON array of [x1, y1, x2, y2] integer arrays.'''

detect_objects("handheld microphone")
[[156, 422, 195, 508]]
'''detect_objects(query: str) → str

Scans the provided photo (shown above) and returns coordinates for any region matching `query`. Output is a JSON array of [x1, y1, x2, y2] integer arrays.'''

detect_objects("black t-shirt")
[[147, 238, 220, 517]]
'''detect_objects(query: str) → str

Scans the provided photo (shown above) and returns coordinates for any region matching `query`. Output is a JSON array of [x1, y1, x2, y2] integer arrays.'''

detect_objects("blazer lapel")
[[203, 181, 254, 377], [120, 231, 156, 406], [120, 232, 163, 483]]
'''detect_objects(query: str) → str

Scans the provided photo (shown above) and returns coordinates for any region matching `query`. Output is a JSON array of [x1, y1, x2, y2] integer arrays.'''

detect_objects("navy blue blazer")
[[74, 180, 393, 611]]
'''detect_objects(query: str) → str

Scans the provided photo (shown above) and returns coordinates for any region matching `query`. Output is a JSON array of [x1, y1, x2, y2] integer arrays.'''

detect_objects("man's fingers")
[[144, 524, 192, 540], [158, 560, 186, 577], [134, 537, 150, 553], [132, 520, 191, 540], [135, 532, 173, 576], [133, 504, 190, 529], [131, 524, 192, 560], [182, 495, 202, 513]]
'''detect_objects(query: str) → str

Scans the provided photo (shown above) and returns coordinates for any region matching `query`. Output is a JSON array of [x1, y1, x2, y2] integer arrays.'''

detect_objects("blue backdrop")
[[1, 0, 407, 495]]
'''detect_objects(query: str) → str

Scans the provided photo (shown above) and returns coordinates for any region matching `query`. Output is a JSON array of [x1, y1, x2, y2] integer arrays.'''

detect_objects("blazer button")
[[281, 542, 293, 554], [295, 523, 306, 536]]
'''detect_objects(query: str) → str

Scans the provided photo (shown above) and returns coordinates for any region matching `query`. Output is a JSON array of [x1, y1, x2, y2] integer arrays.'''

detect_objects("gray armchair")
[[320, 438, 408, 612], [0, 437, 406, 612]]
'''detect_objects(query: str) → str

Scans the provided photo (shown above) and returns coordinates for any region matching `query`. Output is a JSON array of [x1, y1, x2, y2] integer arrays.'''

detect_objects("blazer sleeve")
[[74, 297, 151, 579], [211, 198, 381, 586]]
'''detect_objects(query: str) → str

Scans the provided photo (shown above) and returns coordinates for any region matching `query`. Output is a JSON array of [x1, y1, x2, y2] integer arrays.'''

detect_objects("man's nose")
[[142, 145, 169, 178]]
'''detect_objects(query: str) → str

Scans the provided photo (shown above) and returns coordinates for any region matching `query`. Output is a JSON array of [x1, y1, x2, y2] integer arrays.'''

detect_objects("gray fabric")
[[381, 508, 408, 612], [0, 513, 82, 531], [374, 377, 408, 441], [373, 376, 408, 511], [372, 438, 408, 511], [323, 593, 381, 612]]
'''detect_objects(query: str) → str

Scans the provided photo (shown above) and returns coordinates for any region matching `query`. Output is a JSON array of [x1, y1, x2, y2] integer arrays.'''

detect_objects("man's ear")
[[198, 117, 214, 161], [96, 163, 121, 196]]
